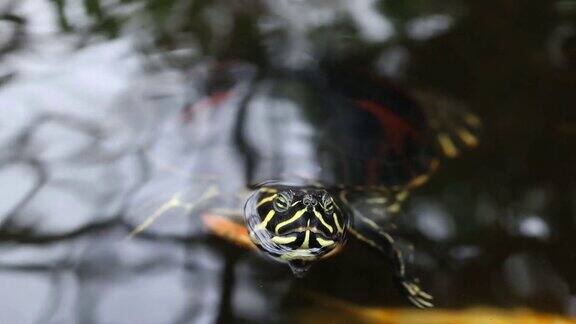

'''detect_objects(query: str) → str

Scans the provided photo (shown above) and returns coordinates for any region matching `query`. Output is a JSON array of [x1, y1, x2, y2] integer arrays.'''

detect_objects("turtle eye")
[[322, 193, 334, 213], [273, 192, 292, 212]]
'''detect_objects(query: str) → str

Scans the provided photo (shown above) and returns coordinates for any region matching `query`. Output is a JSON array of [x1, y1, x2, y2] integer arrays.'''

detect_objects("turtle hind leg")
[[413, 90, 481, 159], [349, 215, 434, 308]]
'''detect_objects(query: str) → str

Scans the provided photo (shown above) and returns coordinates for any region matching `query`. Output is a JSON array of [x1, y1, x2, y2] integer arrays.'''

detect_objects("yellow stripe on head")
[[257, 194, 277, 207], [256, 210, 275, 230], [316, 237, 335, 248], [300, 220, 311, 249], [279, 251, 316, 261], [333, 213, 344, 233], [271, 235, 297, 244], [300, 229, 311, 249], [275, 208, 306, 234], [313, 207, 333, 233]]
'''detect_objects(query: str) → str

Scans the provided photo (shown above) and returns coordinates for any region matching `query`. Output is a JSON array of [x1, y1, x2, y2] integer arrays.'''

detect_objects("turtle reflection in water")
[[130, 61, 480, 308]]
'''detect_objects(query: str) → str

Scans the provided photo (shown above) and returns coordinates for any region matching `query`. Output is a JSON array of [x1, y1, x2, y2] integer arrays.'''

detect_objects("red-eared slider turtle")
[[128, 60, 480, 308]]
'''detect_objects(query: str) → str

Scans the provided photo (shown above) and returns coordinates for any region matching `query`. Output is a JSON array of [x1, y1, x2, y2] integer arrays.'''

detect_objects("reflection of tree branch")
[[0, 219, 118, 244], [83, 0, 121, 38], [0, 13, 25, 55], [120, 220, 209, 245], [0, 263, 58, 272], [0, 6, 26, 86], [50, 0, 72, 32], [0, 217, 210, 245], [0, 158, 47, 231]]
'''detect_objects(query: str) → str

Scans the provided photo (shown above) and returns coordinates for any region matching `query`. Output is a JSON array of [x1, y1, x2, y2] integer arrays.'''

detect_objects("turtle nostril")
[[302, 195, 317, 207]]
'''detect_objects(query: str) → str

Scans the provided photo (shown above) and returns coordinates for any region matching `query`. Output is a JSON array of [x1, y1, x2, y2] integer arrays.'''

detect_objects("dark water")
[[0, 0, 575, 323]]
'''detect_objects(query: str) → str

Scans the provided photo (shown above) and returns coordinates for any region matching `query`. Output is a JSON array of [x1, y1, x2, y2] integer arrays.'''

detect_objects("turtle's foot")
[[400, 279, 434, 309]]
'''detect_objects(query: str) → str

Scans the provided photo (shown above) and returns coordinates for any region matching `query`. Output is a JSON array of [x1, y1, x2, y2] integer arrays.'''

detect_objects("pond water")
[[0, 0, 575, 323]]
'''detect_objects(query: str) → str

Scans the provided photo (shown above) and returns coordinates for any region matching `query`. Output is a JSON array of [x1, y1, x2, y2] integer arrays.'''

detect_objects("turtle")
[[127, 59, 480, 309]]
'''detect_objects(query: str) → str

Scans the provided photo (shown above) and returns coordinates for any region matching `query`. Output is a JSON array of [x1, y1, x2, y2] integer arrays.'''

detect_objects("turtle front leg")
[[126, 185, 220, 239], [349, 214, 434, 308]]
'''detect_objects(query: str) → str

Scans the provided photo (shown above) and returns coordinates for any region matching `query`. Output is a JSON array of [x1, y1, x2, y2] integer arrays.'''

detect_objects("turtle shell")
[[182, 61, 437, 191], [239, 67, 435, 189]]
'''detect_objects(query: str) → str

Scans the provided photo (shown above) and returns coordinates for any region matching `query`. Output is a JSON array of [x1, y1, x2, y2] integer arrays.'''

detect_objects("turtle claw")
[[402, 281, 434, 309]]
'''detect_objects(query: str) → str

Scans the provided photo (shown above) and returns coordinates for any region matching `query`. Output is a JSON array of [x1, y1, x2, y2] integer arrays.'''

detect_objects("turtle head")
[[244, 184, 349, 277]]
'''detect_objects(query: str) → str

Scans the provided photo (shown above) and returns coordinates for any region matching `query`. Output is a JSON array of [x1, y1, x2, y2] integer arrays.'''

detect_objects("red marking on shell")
[[356, 99, 422, 154]]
